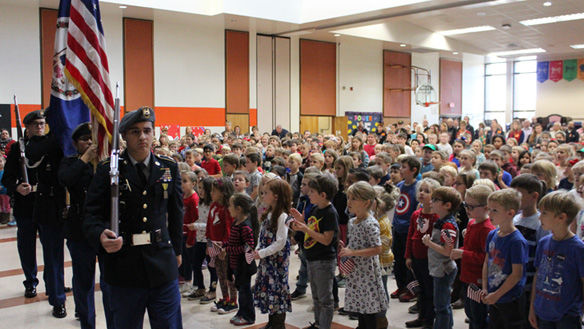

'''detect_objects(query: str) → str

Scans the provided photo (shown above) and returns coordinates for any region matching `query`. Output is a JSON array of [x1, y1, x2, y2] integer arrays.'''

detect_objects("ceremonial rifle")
[[13, 95, 28, 184], [110, 83, 120, 235]]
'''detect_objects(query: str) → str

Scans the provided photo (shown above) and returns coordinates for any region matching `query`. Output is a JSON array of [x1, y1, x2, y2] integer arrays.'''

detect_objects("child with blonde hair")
[[531, 160, 557, 192], [458, 149, 479, 179], [339, 181, 388, 329], [439, 166, 458, 187]]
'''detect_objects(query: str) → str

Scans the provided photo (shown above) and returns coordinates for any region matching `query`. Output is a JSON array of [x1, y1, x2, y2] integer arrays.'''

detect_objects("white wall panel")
[[275, 37, 290, 131], [256, 35, 273, 133]]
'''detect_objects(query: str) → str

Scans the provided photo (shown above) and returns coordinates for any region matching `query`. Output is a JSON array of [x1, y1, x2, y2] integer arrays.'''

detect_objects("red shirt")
[[183, 192, 199, 245], [364, 143, 376, 157], [205, 202, 233, 243], [460, 218, 495, 285], [405, 208, 439, 260], [201, 157, 221, 175]]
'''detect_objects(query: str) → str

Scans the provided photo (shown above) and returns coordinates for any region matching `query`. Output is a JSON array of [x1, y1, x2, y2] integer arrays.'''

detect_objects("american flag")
[[207, 241, 222, 267], [244, 245, 254, 264], [467, 284, 484, 303], [51, 0, 113, 158], [407, 280, 420, 295], [338, 256, 355, 275], [441, 228, 457, 247]]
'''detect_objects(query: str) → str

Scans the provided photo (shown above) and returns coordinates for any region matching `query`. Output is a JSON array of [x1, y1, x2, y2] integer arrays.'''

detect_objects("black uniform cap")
[[71, 122, 91, 141], [22, 110, 45, 125], [119, 106, 155, 133]]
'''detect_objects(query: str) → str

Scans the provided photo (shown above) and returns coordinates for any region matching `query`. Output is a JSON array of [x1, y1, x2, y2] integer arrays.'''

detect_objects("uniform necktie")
[[136, 162, 148, 186]]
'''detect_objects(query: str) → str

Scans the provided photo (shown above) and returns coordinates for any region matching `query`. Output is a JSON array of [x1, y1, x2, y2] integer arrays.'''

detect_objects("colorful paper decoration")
[[549, 61, 563, 82], [346, 112, 382, 134], [563, 59, 577, 81], [578, 59, 584, 81], [537, 61, 549, 83]]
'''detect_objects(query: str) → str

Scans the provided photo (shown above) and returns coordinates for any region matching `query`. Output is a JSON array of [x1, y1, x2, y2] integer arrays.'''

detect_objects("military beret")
[[119, 106, 155, 133], [23, 110, 45, 125], [71, 122, 91, 141]]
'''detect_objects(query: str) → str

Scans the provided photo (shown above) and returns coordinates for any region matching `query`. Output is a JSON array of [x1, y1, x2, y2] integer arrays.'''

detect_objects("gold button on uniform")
[[142, 217, 147, 223], [143, 190, 147, 196], [143, 204, 147, 209]]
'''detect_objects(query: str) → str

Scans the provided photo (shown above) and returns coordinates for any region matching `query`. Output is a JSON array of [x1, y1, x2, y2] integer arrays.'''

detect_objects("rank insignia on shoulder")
[[162, 168, 172, 182], [158, 155, 176, 163]]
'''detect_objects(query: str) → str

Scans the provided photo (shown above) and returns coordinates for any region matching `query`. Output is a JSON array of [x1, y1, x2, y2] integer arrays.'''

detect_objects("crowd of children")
[[157, 117, 584, 329]]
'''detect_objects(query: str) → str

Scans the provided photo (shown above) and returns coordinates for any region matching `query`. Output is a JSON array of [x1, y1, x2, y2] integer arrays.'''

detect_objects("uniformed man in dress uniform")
[[83, 107, 183, 329], [58, 123, 115, 329], [2, 110, 67, 318]]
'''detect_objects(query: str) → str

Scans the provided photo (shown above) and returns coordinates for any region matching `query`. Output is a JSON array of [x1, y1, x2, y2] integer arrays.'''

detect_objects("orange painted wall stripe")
[[9, 104, 43, 127], [249, 108, 257, 127]]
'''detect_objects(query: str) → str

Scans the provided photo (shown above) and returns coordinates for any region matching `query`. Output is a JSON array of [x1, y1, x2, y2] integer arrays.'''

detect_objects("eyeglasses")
[[463, 202, 485, 211]]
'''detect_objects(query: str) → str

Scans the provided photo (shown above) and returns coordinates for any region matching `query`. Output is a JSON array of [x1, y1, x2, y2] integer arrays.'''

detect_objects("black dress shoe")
[[64, 286, 72, 293], [24, 287, 37, 298], [405, 318, 425, 328], [52, 304, 67, 318]]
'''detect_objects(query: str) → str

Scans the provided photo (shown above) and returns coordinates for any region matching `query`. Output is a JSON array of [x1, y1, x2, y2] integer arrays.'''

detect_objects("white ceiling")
[[8, 0, 584, 58]]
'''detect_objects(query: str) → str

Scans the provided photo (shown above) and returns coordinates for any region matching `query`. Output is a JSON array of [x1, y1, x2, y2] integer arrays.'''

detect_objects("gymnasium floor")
[[0, 225, 468, 329]]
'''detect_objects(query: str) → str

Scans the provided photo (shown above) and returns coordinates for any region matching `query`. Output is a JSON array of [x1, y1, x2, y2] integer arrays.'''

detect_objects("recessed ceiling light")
[[439, 25, 496, 36], [543, 1, 552, 6], [453, 52, 459, 55], [570, 44, 584, 49], [520, 12, 584, 26], [400, 43, 407, 47], [488, 48, 546, 57], [119, 5, 127, 9], [333, 33, 341, 37]]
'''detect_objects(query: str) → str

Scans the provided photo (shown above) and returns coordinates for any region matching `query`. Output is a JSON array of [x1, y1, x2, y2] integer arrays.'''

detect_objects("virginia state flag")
[[46, 0, 113, 157]]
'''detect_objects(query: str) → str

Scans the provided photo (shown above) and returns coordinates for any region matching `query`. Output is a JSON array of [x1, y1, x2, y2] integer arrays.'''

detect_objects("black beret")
[[119, 106, 155, 133], [71, 122, 91, 141], [23, 110, 45, 125]]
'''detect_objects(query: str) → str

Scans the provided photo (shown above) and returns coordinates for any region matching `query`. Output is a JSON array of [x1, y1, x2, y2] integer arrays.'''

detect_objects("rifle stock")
[[110, 84, 120, 235], [13, 95, 28, 185]]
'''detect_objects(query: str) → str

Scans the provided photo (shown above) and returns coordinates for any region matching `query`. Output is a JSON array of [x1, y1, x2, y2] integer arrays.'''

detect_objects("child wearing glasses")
[[422, 187, 461, 329], [450, 185, 495, 329]]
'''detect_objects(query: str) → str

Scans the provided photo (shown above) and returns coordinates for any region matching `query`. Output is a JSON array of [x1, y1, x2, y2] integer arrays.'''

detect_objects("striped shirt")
[[225, 219, 255, 270]]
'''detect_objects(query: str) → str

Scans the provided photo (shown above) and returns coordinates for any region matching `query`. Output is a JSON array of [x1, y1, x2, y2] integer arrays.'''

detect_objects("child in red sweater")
[[206, 177, 236, 313], [404, 178, 441, 329], [181, 171, 199, 294], [450, 185, 495, 329]]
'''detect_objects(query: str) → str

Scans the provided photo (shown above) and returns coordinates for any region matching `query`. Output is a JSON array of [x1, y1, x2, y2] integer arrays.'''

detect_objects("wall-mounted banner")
[[537, 61, 549, 82], [549, 60, 563, 82], [563, 59, 577, 81], [578, 59, 584, 81], [346, 111, 382, 135]]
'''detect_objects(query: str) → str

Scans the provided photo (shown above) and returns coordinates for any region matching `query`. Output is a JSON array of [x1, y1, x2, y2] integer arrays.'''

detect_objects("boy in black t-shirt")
[[291, 174, 339, 329]]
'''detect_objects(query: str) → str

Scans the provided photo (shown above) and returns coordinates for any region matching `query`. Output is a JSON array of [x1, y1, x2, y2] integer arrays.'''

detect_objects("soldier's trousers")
[[15, 216, 39, 289], [38, 222, 66, 306]]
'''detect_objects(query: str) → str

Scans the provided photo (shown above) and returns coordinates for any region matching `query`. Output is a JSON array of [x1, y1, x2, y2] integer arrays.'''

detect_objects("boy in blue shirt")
[[391, 156, 420, 302], [482, 189, 529, 329], [529, 191, 584, 329]]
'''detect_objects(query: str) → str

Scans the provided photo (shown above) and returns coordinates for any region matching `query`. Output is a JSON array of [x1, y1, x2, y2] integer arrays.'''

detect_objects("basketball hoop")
[[411, 66, 439, 107], [423, 101, 439, 107]]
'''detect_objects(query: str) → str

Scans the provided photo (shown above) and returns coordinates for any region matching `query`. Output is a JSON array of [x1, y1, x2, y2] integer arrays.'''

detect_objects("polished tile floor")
[[0, 225, 469, 329]]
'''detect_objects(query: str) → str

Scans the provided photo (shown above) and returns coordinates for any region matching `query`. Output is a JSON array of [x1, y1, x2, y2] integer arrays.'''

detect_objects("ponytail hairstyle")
[[230, 193, 259, 245], [212, 177, 235, 206], [199, 177, 215, 206], [260, 179, 292, 234]]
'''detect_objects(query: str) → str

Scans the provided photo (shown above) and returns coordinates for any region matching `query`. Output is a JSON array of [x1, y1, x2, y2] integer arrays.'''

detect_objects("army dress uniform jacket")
[[2, 134, 65, 223], [58, 156, 94, 241], [83, 151, 183, 288]]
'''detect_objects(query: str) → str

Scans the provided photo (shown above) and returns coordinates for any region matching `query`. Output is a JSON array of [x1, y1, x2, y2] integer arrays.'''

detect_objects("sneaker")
[[7, 220, 16, 227], [290, 290, 306, 300], [200, 291, 216, 304], [302, 322, 319, 329], [399, 291, 417, 303], [231, 316, 253, 326], [218, 301, 238, 314], [179, 283, 192, 294], [408, 303, 419, 314], [338, 307, 350, 316], [181, 287, 194, 298], [187, 288, 206, 300], [210, 299, 226, 312], [405, 318, 425, 328], [390, 287, 403, 299]]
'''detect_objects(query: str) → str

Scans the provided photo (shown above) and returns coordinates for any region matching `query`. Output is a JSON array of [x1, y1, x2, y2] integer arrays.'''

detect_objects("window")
[[484, 62, 507, 124], [513, 60, 536, 120]]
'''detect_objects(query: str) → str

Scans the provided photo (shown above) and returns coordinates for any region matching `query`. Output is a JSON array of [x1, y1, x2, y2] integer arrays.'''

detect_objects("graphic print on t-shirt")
[[304, 215, 322, 249], [488, 240, 508, 289], [536, 250, 566, 300], [417, 215, 429, 233], [395, 193, 411, 215]]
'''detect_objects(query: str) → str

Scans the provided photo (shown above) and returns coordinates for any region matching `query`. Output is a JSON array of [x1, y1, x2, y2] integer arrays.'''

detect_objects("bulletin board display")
[[346, 112, 382, 135]]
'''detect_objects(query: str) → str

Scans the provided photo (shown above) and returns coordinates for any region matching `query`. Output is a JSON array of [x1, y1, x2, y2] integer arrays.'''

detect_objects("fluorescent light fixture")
[[438, 25, 495, 36], [452, 51, 459, 55], [488, 48, 546, 57], [333, 33, 341, 37], [543, 1, 552, 6], [400, 43, 407, 47], [570, 44, 584, 49], [119, 5, 127, 8], [520, 12, 584, 26], [517, 55, 537, 61]]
